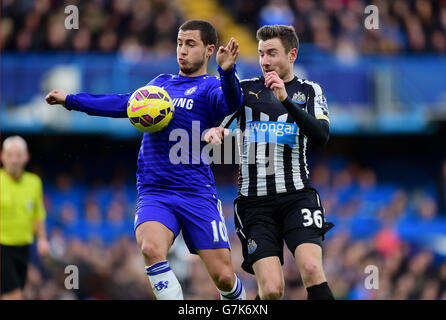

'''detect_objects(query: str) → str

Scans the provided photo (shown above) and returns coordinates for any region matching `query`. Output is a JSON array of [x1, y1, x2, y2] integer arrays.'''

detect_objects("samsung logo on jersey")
[[172, 97, 194, 110]]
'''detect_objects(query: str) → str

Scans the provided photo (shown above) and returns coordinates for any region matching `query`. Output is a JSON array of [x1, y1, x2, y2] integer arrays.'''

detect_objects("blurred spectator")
[[258, 0, 295, 27], [431, 29, 446, 52], [417, 195, 438, 221], [103, 200, 132, 244], [375, 228, 402, 258], [72, 29, 92, 52], [378, 190, 408, 225], [83, 201, 104, 243], [46, 13, 69, 50], [58, 202, 83, 240]]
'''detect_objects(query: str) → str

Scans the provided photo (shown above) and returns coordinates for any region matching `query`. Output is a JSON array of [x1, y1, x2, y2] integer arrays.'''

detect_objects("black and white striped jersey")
[[220, 75, 329, 197]]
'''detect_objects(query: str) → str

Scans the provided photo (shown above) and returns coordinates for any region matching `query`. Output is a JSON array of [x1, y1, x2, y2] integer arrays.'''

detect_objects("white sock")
[[146, 261, 183, 300], [219, 274, 246, 300]]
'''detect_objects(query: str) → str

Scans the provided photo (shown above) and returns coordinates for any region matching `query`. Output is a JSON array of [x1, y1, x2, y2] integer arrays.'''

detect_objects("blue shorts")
[[134, 190, 230, 254]]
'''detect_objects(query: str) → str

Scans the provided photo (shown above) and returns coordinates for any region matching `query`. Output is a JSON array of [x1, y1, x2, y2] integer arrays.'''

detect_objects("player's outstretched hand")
[[265, 71, 287, 102], [204, 127, 229, 145], [216, 37, 240, 71], [45, 90, 68, 107]]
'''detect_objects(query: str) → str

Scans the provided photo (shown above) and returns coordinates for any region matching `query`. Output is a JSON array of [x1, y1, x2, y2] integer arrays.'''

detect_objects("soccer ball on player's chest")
[[127, 85, 174, 133]]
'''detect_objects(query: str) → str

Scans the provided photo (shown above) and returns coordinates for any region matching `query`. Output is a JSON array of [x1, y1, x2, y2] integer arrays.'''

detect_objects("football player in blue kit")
[[45, 20, 246, 300]]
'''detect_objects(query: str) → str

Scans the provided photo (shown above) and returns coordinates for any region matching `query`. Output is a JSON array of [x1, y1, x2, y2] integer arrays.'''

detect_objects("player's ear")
[[288, 48, 298, 64], [25, 150, 30, 165], [206, 44, 215, 58]]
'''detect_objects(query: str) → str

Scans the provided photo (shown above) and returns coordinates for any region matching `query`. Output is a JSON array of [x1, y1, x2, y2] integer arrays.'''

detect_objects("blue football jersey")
[[65, 66, 242, 195]]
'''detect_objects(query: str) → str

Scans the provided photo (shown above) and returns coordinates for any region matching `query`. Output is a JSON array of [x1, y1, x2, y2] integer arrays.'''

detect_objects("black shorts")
[[234, 188, 334, 274], [0, 244, 30, 294]]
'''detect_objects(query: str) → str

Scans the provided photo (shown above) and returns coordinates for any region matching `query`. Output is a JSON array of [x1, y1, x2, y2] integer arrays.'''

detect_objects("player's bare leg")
[[135, 221, 183, 299], [294, 243, 334, 300], [198, 248, 234, 291], [294, 243, 326, 286], [136, 221, 173, 265], [198, 248, 246, 300], [252, 256, 284, 300], [1, 288, 23, 300]]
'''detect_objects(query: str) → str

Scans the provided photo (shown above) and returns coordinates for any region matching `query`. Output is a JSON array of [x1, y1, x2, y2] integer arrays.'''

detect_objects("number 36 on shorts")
[[300, 208, 325, 228]]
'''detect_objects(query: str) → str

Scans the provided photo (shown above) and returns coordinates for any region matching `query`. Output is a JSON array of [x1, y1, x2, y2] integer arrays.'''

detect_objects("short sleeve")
[[34, 177, 46, 221]]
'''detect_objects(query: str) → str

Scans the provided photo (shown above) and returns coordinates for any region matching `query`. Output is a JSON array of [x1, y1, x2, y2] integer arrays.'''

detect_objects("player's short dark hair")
[[179, 20, 218, 47], [256, 25, 299, 54]]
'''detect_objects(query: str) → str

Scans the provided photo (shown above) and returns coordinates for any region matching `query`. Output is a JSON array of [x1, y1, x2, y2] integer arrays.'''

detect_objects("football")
[[127, 85, 174, 133]]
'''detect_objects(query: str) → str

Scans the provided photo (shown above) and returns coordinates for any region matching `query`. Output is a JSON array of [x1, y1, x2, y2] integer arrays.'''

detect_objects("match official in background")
[[1, 136, 49, 300]]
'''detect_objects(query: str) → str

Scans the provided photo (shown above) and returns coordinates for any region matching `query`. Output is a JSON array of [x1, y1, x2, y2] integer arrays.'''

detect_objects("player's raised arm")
[[211, 38, 243, 123], [216, 37, 240, 71], [265, 71, 330, 146], [45, 89, 129, 118]]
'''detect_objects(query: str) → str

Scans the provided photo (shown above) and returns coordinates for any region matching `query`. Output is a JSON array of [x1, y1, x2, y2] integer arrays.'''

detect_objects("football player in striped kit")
[[205, 25, 335, 300]]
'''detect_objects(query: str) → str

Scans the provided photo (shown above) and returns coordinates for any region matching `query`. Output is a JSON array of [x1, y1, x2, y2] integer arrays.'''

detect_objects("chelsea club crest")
[[185, 86, 197, 95]]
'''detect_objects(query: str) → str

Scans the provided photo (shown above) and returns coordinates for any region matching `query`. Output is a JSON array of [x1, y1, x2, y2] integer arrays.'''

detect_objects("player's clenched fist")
[[45, 90, 68, 106], [204, 127, 229, 145]]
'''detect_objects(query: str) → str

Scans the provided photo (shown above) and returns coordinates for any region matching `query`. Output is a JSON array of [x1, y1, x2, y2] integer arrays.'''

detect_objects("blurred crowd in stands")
[[3, 0, 446, 55], [227, 0, 446, 55], [21, 159, 446, 300], [1, 0, 184, 56]]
